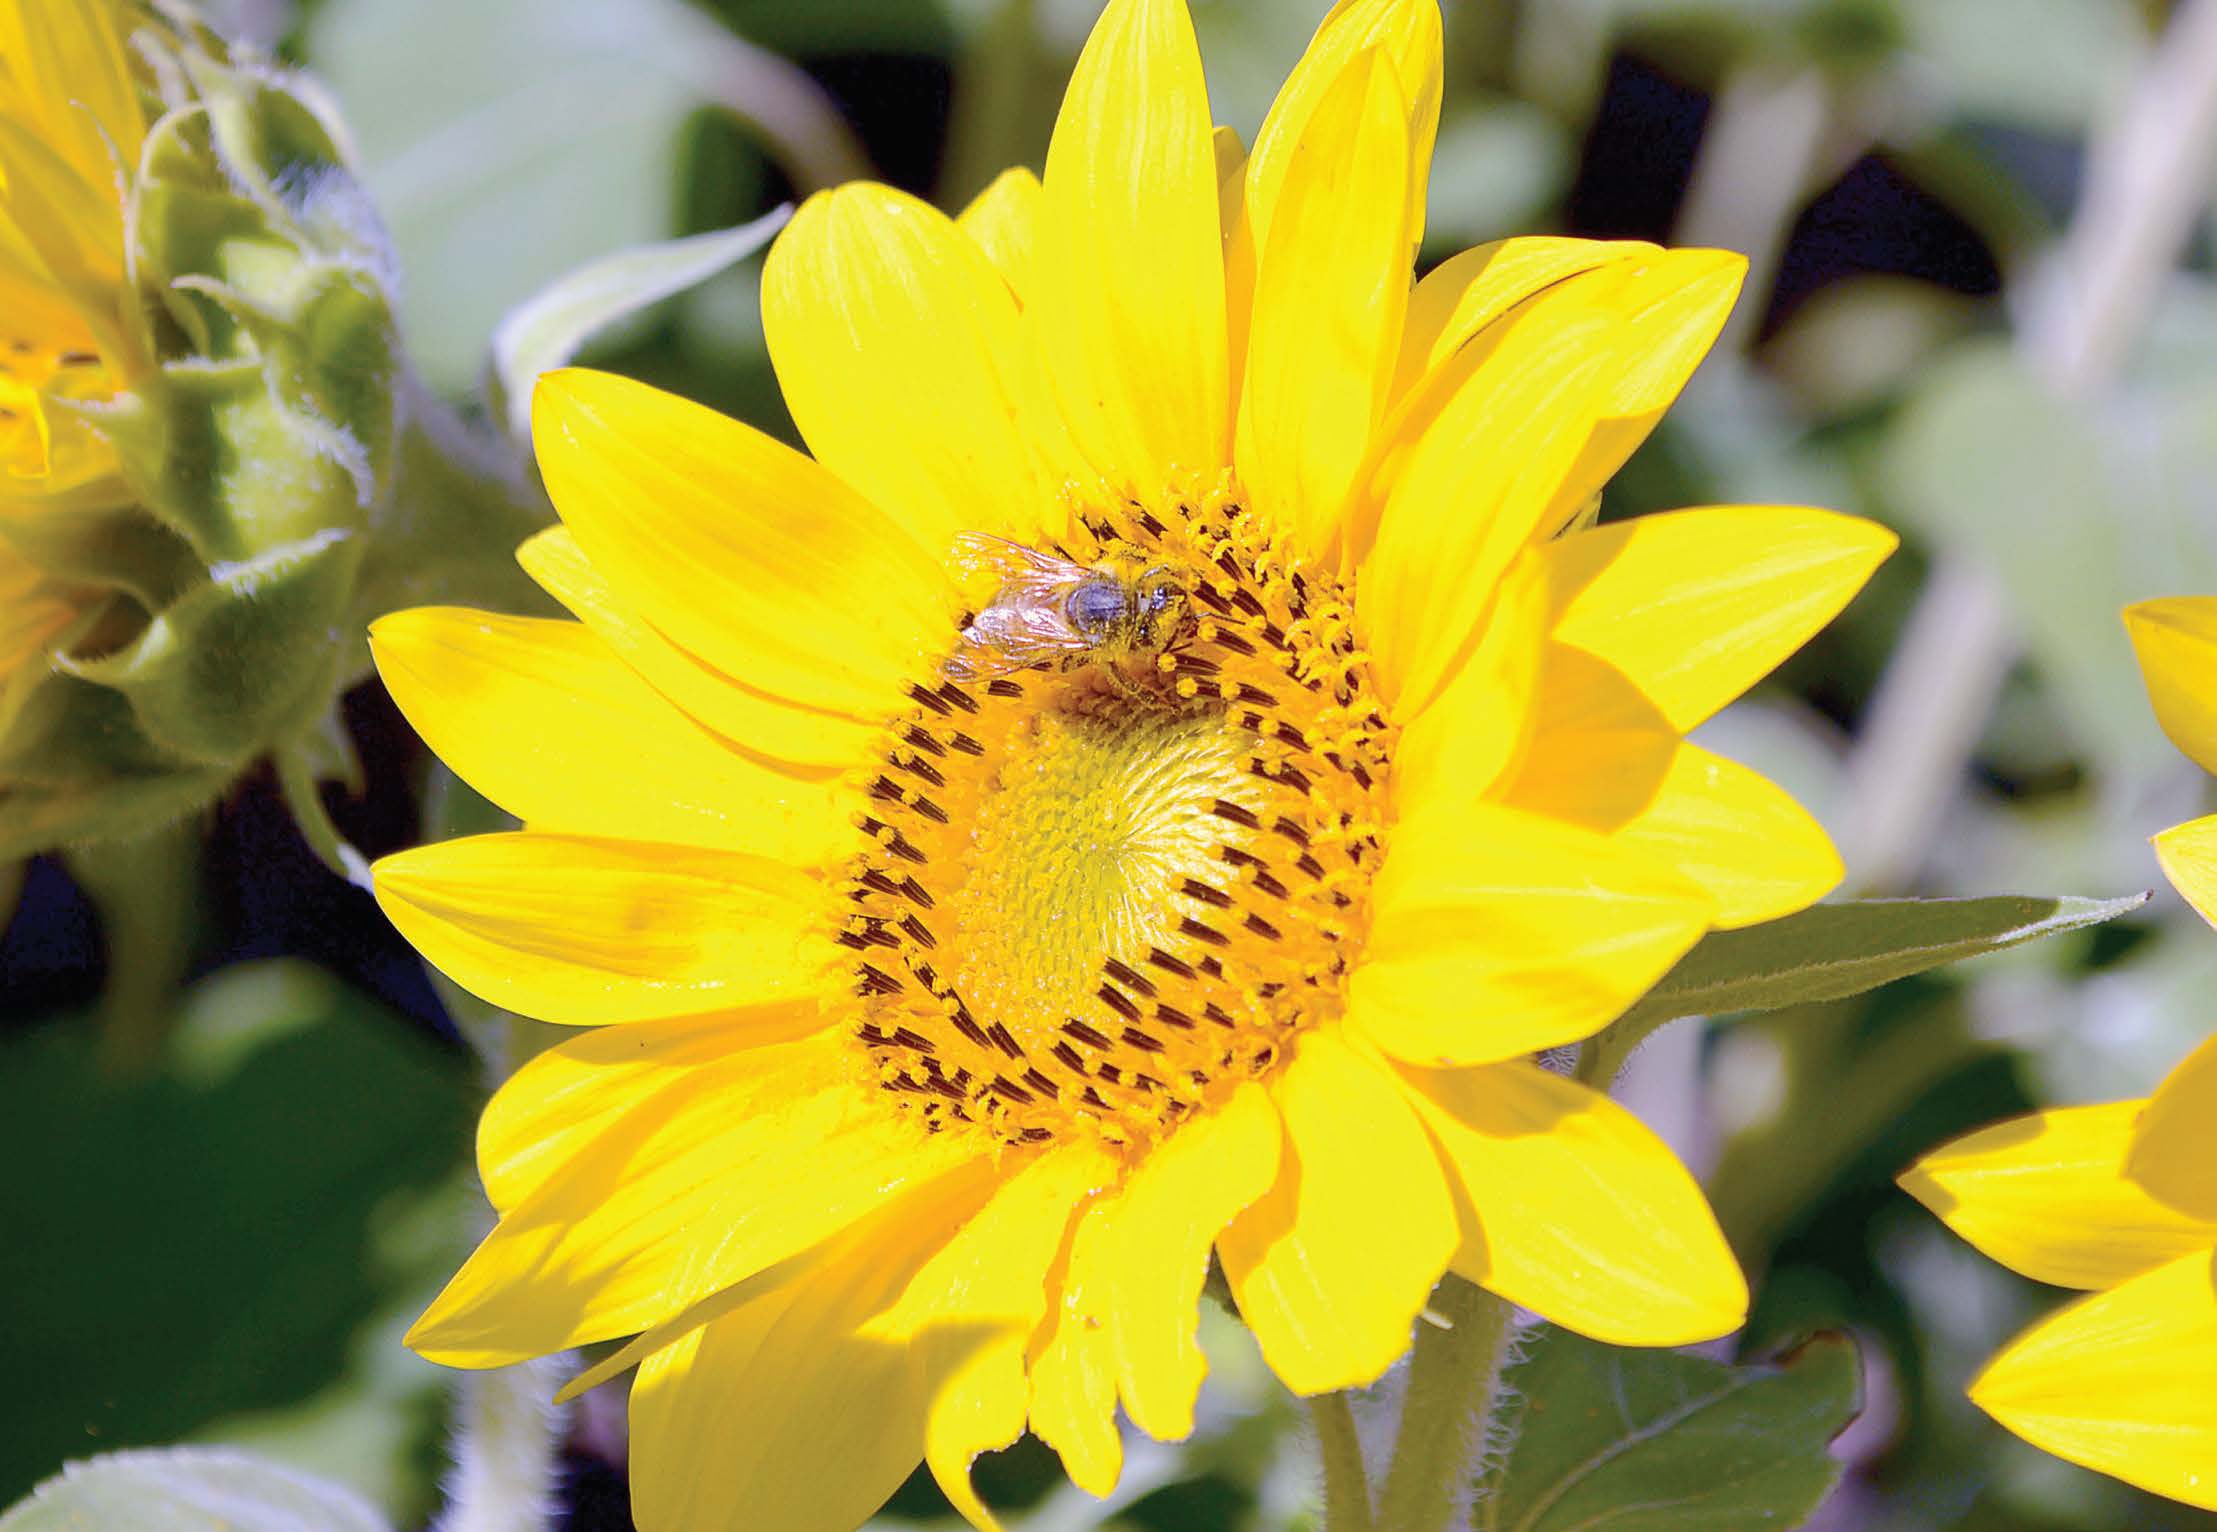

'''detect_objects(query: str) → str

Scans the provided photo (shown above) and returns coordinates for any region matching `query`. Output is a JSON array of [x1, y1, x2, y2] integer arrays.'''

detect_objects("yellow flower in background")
[[0, 0, 144, 511], [1901, 597, 2217, 1511], [373, 0, 1891, 1524], [0, 0, 144, 717]]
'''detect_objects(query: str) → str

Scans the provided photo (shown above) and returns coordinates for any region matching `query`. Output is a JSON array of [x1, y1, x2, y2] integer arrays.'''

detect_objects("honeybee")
[[943, 533, 1190, 682]]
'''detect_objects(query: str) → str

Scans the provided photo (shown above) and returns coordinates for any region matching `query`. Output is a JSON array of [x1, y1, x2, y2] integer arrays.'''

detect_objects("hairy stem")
[[1310, 1391, 1373, 1532], [1377, 1275, 1515, 1532]]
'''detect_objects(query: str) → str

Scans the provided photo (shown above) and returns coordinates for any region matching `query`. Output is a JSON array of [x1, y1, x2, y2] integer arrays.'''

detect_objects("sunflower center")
[[838, 485, 1394, 1155]]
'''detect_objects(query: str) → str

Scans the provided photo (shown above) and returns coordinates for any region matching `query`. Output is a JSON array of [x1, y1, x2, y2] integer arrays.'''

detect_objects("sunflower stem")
[[1309, 1391, 1373, 1532], [1376, 1274, 1514, 1532]]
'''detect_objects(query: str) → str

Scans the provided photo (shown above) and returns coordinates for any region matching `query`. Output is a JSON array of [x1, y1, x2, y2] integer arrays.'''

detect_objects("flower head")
[[0, 0, 423, 850], [376, 0, 1892, 1523], [1901, 597, 2217, 1510]]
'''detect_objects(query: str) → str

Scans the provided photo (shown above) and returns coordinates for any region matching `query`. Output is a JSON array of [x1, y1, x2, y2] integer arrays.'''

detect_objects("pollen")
[[836, 482, 1395, 1157]]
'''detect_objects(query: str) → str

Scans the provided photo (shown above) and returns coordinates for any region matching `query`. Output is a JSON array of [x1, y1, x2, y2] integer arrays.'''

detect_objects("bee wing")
[[943, 600, 1093, 680], [949, 532, 1091, 603]]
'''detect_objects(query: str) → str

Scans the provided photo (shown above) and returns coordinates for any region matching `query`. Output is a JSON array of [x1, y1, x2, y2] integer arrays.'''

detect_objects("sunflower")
[[0, 0, 146, 713], [1901, 597, 2217, 1511], [374, 0, 1893, 1523]]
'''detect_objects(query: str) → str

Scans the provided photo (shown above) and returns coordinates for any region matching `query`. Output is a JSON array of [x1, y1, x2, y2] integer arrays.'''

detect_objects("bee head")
[[1131, 567, 1188, 649]]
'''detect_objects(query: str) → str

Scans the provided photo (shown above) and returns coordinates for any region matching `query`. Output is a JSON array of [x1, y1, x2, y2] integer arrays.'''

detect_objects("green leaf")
[[1629, 894, 2147, 1026], [62, 531, 365, 767], [0, 1448, 390, 1532], [489, 208, 788, 439], [0, 963, 473, 1509], [1475, 1331, 1861, 1532], [1580, 893, 2146, 1086]]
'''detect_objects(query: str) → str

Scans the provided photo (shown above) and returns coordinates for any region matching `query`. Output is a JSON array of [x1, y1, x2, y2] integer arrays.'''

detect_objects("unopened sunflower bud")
[[0, 0, 542, 858]]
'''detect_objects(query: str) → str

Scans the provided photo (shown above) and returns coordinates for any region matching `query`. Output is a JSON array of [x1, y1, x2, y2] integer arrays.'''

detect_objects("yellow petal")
[[369, 606, 851, 864], [408, 1030, 981, 1365], [873, 1146, 1114, 1531], [2128, 1032, 2217, 1223], [1499, 643, 1679, 830], [1028, 1197, 1125, 1498], [763, 182, 1073, 551], [2125, 596, 2217, 778], [624, 1163, 1000, 1532], [1542, 504, 1897, 732], [1609, 743, 1842, 929], [1034, 0, 1229, 491], [1235, 46, 1415, 557], [1105, 1080, 1281, 1440], [476, 1006, 828, 1215], [1969, 1249, 2217, 1511], [1356, 278, 1618, 715], [1220, 1026, 1457, 1394], [2154, 813, 2217, 930], [1216, 125, 1255, 411], [1534, 250, 1746, 536], [371, 832, 839, 1026], [515, 526, 880, 772], [956, 167, 1042, 302], [532, 367, 947, 715], [1350, 801, 1713, 1066], [1392, 547, 1549, 809], [1400, 1058, 1748, 1345], [1391, 236, 1654, 400], [1900, 1103, 2217, 1290], [1245, 0, 1442, 252]]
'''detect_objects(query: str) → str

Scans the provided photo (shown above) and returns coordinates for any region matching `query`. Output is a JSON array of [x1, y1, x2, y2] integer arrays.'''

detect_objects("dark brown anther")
[[1174, 652, 1220, 676], [1102, 958, 1156, 997], [954, 1010, 991, 1047], [903, 726, 946, 757], [1234, 682, 1277, 706], [1242, 912, 1283, 941], [885, 834, 928, 865], [908, 682, 952, 715], [1023, 1068, 1061, 1097], [988, 1075, 1036, 1104], [857, 964, 905, 994], [1135, 509, 1167, 537], [1119, 1027, 1166, 1055], [939, 681, 981, 713], [900, 753, 947, 788], [909, 796, 951, 824], [1190, 583, 1234, 615], [1271, 816, 1311, 847], [1051, 1041, 1086, 1071], [1096, 985, 1143, 1024], [986, 678, 1025, 699], [1210, 629, 1257, 656], [1179, 878, 1234, 909], [1153, 1002, 1196, 1030], [1097, 1063, 1125, 1085], [1018, 1126, 1056, 1143], [1178, 916, 1230, 947], [987, 1021, 1025, 1059], [1145, 948, 1196, 980], [1210, 799, 1262, 829], [1297, 852, 1327, 879], [1349, 763, 1374, 789], [948, 731, 985, 755], [1274, 722, 1309, 750], [899, 876, 934, 908], [898, 914, 936, 948], [1203, 1002, 1235, 1028], [1063, 1019, 1115, 1050], [1249, 869, 1290, 899]]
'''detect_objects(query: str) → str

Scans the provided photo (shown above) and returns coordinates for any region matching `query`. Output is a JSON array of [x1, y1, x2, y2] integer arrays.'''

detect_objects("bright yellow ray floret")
[[1902, 594, 2217, 1512], [368, 0, 1895, 1525]]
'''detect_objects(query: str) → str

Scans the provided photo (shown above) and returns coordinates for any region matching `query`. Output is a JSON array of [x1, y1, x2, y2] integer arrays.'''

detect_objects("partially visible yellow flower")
[[0, 0, 145, 513], [1901, 596, 2217, 1511], [373, 0, 1892, 1524]]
